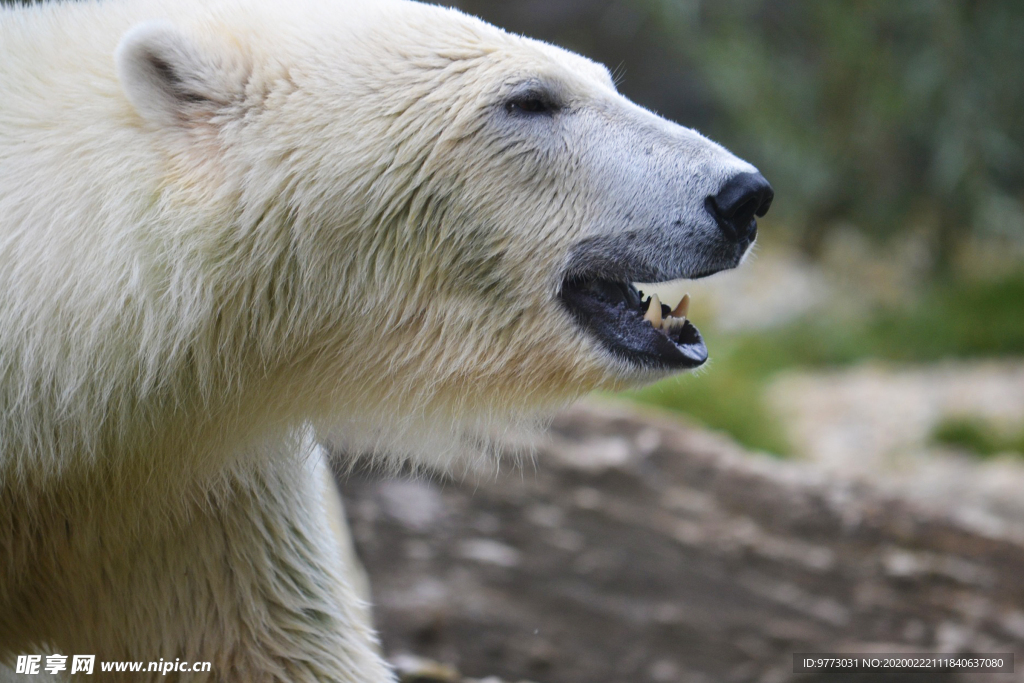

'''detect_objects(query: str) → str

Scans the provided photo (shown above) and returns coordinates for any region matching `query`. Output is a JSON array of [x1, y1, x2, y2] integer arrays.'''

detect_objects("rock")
[[339, 400, 1024, 683]]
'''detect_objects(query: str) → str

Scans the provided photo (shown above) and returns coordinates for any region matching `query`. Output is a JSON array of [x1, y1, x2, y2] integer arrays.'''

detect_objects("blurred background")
[[340, 1, 1024, 681]]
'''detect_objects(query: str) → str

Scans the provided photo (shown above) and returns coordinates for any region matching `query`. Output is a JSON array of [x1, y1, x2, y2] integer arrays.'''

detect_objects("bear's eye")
[[505, 92, 558, 116]]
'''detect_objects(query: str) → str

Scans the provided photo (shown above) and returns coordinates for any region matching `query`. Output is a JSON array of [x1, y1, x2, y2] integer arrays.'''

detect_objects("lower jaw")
[[559, 279, 708, 373]]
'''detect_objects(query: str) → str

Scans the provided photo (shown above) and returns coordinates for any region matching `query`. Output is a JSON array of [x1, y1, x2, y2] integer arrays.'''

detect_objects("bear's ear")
[[116, 22, 246, 128]]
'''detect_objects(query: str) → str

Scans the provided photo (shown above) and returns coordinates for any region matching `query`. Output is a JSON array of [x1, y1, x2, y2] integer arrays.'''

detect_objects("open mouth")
[[559, 277, 707, 370]]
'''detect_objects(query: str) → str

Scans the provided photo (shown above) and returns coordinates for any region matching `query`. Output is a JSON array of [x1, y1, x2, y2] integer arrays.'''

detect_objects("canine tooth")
[[671, 293, 690, 319], [644, 294, 662, 327]]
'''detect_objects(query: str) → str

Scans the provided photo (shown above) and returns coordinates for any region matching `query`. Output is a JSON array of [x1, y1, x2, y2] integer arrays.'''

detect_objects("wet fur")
[[0, 0, 753, 679]]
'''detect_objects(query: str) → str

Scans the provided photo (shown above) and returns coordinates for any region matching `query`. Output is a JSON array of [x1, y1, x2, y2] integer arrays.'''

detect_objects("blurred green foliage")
[[931, 416, 1024, 458], [662, 0, 1024, 269], [743, 270, 1024, 365]]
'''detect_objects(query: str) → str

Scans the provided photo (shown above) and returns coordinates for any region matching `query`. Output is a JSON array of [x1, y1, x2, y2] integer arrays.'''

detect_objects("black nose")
[[705, 172, 774, 243]]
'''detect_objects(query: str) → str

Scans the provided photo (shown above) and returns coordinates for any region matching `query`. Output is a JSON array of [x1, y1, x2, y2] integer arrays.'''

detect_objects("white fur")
[[0, 0, 754, 679]]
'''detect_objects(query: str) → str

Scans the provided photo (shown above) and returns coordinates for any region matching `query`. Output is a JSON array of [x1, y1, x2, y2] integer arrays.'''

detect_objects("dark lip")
[[559, 277, 708, 370], [561, 232, 752, 288]]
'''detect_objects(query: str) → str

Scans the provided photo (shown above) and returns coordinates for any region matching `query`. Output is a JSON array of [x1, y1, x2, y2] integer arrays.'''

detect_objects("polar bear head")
[[113, 0, 771, 464]]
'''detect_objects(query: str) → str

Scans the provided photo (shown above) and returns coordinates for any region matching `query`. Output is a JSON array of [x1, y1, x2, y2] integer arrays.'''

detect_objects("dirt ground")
[[337, 401, 1024, 683]]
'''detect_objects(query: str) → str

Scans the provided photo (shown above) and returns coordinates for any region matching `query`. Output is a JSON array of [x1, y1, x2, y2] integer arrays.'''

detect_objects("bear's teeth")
[[671, 293, 690, 319], [642, 292, 691, 332], [661, 316, 687, 332], [643, 294, 662, 327]]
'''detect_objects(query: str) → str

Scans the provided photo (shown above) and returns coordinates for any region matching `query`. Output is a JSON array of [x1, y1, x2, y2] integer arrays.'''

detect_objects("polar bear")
[[0, 0, 772, 680]]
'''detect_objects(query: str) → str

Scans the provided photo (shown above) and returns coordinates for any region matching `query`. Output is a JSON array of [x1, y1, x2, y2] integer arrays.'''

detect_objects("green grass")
[[621, 271, 1024, 456], [931, 416, 1024, 458], [758, 271, 1024, 366]]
